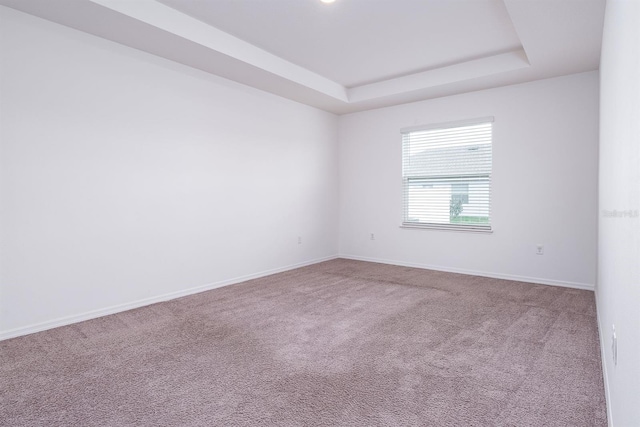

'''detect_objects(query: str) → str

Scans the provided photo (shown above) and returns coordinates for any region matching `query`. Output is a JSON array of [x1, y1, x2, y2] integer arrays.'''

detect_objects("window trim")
[[400, 116, 494, 134], [399, 223, 494, 233], [401, 117, 494, 233]]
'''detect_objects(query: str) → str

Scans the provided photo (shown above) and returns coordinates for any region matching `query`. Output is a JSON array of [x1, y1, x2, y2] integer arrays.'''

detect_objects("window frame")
[[400, 117, 494, 233]]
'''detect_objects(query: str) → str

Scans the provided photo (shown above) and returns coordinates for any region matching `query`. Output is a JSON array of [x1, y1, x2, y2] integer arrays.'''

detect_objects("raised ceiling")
[[0, 0, 606, 114], [158, 0, 523, 88]]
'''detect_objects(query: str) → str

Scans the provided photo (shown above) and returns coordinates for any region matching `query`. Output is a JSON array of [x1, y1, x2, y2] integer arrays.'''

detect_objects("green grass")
[[450, 216, 489, 224]]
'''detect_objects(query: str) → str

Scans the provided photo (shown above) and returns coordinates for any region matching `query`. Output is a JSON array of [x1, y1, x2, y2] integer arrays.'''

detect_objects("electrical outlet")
[[297, 236, 302, 245], [612, 324, 617, 366], [536, 244, 544, 255], [370, 233, 375, 241]]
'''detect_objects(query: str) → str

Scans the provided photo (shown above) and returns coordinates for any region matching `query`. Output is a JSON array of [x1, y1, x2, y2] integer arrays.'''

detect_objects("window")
[[401, 118, 493, 231]]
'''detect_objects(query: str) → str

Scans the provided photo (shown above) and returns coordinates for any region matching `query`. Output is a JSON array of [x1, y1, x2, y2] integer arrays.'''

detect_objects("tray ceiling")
[[0, 0, 605, 114]]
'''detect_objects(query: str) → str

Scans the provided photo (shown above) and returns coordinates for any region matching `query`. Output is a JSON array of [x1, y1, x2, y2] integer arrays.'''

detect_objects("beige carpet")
[[0, 259, 607, 426]]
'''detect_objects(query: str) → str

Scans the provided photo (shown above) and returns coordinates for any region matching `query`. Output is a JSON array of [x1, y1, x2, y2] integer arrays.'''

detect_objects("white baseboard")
[[0, 255, 338, 341], [338, 254, 595, 291], [594, 291, 614, 427], [1, 253, 594, 341]]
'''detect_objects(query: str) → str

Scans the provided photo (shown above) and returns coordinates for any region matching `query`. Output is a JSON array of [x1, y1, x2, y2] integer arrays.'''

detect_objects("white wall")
[[0, 6, 339, 338], [339, 71, 599, 289], [597, 0, 640, 425]]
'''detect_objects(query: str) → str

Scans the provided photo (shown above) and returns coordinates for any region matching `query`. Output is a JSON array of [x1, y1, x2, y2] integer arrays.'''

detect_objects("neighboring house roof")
[[404, 144, 492, 178]]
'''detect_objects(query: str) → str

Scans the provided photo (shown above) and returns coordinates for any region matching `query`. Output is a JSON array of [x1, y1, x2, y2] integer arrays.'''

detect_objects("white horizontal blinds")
[[402, 121, 492, 230]]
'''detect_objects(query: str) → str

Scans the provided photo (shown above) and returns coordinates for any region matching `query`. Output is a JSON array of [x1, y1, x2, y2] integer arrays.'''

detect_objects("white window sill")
[[400, 224, 493, 234]]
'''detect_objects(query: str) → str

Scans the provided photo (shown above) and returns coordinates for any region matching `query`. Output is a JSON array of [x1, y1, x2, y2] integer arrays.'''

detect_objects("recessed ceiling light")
[[320, 0, 336, 4]]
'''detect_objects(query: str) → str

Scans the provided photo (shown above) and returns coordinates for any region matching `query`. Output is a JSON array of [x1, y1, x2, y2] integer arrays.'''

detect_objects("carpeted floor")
[[0, 259, 607, 426]]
